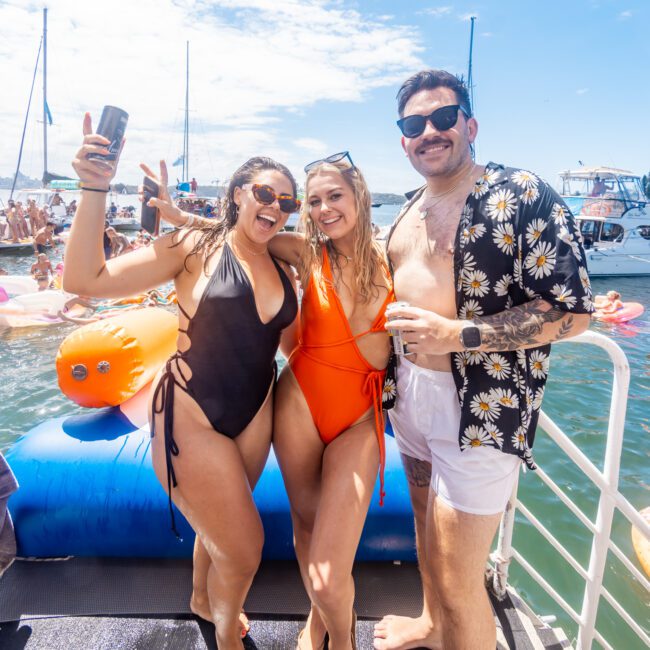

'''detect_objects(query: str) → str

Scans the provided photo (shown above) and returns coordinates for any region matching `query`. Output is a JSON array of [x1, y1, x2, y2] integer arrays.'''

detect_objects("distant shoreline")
[[0, 177, 406, 205]]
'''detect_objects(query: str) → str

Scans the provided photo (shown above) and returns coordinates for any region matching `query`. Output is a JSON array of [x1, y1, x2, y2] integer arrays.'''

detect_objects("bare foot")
[[373, 615, 441, 650], [189, 595, 250, 638], [297, 607, 328, 650]]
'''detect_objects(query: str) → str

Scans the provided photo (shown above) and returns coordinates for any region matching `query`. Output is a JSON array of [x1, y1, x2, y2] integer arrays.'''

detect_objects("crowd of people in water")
[[1, 67, 616, 650]]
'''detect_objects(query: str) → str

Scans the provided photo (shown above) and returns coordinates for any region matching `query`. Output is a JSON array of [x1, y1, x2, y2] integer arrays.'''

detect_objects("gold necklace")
[[419, 164, 476, 220], [330, 243, 352, 263], [230, 232, 267, 257]]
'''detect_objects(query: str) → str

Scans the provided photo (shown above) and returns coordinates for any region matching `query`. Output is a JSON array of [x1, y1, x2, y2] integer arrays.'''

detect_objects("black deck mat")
[[0, 615, 381, 650], [0, 558, 423, 621], [0, 558, 567, 648]]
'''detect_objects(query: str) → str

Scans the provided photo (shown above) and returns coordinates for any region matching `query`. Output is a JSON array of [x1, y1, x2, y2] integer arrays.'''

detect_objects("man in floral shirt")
[[374, 70, 593, 650]]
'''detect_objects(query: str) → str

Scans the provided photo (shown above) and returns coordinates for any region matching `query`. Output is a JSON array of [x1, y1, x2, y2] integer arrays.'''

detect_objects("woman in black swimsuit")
[[64, 113, 300, 650]]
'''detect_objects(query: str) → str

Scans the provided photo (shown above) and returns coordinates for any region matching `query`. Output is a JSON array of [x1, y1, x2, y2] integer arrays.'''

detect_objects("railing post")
[[491, 474, 520, 599], [576, 335, 630, 650]]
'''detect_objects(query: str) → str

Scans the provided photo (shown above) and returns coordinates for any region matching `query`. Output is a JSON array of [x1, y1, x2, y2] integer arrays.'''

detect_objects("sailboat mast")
[[467, 15, 475, 114], [183, 40, 189, 183], [467, 16, 476, 160], [43, 7, 48, 181], [9, 36, 43, 200]]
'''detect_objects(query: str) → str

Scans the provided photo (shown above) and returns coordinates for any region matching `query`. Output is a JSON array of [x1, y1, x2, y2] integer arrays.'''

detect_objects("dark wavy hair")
[[397, 69, 472, 118], [177, 156, 297, 272]]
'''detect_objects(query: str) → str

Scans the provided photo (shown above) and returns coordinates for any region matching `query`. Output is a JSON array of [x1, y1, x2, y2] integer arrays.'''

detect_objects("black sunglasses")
[[396, 104, 470, 138], [304, 151, 355, 173], [242, 183, 302, 214]]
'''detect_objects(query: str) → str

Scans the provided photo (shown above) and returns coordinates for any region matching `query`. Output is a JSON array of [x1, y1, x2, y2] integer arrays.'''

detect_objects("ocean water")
[[0, 202, 648, 648]]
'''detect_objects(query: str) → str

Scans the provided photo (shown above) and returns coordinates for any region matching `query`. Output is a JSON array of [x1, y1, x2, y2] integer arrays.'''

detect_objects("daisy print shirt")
[[386, 162, 594, 469]]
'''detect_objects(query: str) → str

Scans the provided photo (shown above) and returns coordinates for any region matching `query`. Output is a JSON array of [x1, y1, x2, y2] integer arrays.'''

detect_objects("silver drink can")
[[386, 301, 410, 356], [87, 105, 128, 163]]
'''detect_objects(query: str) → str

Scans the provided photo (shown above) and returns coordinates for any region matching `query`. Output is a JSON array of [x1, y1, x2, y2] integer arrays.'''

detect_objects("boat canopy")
[[560, 167, 646, 216], [49, 180, 80, 191], [559, 166, 638, 181]]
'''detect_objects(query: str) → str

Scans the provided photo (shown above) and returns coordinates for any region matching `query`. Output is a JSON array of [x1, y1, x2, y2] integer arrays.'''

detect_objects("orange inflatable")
[[632, 507, 650, 579], [56, 307, 178, 407]]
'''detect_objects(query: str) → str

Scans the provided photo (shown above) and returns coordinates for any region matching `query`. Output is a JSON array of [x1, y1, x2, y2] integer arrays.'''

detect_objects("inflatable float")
[[7, 306, 416, 560], [594, 302, 645, 323], [6, 396, 413, 560], [0, 290, 72, 329], [56, 307, 178, 407], [0, 275, 39, 296], [632, 507, 650, 578]]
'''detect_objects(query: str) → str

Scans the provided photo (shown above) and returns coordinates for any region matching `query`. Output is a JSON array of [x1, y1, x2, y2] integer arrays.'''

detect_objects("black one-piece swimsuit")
[[151, 242, 297, 535]]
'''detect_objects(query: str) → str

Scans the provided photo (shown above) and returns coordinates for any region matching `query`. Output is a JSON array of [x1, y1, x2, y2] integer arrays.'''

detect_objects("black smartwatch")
[[460, 324, 482, 350]]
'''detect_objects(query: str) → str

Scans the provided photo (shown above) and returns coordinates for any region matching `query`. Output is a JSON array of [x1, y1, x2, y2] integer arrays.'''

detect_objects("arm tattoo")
[[474, 298, 568, 351], [401, 454, 432, 488], [552, 316, 574, 341]]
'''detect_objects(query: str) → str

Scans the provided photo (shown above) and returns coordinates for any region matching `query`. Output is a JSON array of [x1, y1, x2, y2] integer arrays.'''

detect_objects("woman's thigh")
[[234, 378, 274, 488], [149, 381, 267, 555], [309, 419, 380, 569], [273, 366, 324, 516]]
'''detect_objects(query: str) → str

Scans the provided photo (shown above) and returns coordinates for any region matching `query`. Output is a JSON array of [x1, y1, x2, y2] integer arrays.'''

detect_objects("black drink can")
[[87, 105, 128, 162]]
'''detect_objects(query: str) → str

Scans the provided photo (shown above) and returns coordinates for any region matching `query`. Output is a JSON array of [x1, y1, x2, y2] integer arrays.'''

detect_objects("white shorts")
[[389, 357, 521, 516]]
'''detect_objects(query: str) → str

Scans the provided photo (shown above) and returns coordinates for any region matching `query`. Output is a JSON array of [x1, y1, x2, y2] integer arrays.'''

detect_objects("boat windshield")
[[561, 173, 646, 218]]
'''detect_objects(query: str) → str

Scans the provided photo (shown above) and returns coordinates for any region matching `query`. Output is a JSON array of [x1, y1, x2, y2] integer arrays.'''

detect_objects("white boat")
[[559, 167, 650, 276], [13, 187, 77, 230], [13, 186, 143, 234], [106, 212, 142, 232]]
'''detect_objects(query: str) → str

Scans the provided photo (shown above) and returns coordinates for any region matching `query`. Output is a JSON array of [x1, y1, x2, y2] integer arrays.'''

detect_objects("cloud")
[[618, 10, 632, 19], [459, 12, 479, 21], [481, 32, 493, 38], [293, 138, 328, 154], [0, 0, 424, 184], [576, 88, 589, 95], [420, 6, 452, 18]]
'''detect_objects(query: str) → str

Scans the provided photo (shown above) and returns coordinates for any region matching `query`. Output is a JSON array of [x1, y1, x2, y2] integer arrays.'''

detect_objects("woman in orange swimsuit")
[[269, 152, 394, 650]]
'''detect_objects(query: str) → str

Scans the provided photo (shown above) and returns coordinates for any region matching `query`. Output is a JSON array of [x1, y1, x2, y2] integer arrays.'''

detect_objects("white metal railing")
[[490, 330, 650, 650]]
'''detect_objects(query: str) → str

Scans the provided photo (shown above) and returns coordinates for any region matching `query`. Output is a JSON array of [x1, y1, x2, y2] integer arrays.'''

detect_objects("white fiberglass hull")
[[585, 248, 650, 276]]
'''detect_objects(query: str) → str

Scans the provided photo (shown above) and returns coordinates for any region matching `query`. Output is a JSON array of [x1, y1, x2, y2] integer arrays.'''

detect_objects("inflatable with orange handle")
[[56, 307, 178, 407]]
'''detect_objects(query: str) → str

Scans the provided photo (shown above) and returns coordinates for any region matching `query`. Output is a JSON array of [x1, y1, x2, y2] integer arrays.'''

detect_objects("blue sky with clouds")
[[1, 0, 648, 193]]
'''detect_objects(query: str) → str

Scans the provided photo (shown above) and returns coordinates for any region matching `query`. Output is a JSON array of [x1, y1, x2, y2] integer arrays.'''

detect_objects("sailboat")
[[6, 8, 96, 237], [173, 41, 192, 196], [10, 9, 75, 201], [8, 9, 141, 235]]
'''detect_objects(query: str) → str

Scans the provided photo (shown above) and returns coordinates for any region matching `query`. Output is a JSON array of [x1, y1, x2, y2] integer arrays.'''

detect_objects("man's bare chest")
[[389, 198, 466, 265]]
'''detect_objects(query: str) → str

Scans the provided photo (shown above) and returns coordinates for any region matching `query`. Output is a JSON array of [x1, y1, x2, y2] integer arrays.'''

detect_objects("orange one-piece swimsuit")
[[289, 245, 394, 504]]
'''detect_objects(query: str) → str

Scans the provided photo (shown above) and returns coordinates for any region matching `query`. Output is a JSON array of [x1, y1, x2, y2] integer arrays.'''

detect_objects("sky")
[[0, 0, 648, 194]]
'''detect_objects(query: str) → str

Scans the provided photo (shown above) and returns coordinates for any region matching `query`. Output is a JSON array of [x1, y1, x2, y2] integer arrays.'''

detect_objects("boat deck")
[[0, 558, 571, 649], [0, 239, 34, 253]]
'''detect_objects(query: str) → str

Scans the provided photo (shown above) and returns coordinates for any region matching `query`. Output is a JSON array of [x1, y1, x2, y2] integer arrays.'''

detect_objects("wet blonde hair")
[[298, 160, 389, 303]]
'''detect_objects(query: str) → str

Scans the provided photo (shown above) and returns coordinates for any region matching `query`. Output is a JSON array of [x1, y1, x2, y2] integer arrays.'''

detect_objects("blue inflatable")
[[7, 397, 416, 560]]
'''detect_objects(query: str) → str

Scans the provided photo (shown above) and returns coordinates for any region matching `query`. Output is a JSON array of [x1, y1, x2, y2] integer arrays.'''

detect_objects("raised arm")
[[267, 231, 304, 268], [63, 113, 185, 299]]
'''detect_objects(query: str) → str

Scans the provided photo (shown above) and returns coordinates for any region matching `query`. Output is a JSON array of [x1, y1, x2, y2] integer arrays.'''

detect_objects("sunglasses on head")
[[304, 151, 355, 174], [396, 104, 470, 138], [242, 183, 301, 214]]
